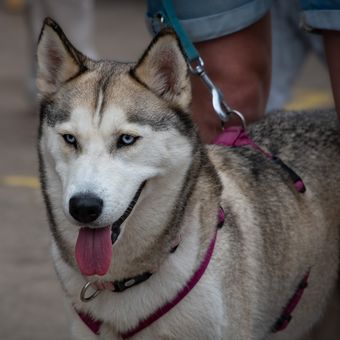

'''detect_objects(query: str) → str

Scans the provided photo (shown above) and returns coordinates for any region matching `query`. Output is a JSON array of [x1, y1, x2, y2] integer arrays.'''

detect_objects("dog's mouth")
[[75, 181, 147, 276], [110, 180, 146, 244]]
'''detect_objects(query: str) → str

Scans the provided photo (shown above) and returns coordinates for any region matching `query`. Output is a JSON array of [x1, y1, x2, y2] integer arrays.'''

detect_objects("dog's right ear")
[[36, 18, 87, 95]]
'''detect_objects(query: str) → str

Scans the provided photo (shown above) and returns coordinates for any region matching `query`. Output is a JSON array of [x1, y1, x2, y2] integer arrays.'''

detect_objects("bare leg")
[[323, 30, 340, 120], [191, 13, 272, 143]]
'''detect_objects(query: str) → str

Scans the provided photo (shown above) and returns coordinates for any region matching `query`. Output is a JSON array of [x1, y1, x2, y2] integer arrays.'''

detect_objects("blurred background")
[[0, 0, 336, 339]]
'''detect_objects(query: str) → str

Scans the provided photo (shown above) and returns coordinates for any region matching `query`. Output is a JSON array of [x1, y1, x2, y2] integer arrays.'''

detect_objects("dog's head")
[[37, 18, 198, 276]]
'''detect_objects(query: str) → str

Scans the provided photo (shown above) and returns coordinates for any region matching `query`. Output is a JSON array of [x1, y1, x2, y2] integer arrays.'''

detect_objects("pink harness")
[[214, 126, 306, 193], [77, 127, 308, 338]]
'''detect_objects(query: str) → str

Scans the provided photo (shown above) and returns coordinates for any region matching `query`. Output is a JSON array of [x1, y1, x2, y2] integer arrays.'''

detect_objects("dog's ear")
[[36, 17, 87, 95], [132, 29, 191, 111]]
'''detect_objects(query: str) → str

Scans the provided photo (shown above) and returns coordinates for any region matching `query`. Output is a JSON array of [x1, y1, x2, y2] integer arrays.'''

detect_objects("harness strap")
[[213, 126, 306, 193], [77, 311, 101, 335], [213, 127, 308, 332], [272, 271, 310, 332], [121, 226, 220, 339], [76, 268, 310, 337]]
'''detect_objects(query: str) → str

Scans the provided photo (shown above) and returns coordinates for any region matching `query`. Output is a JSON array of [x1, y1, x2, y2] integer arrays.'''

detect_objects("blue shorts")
[[147, 0, 340, 41], [147, 0, 272, 42], [299, 0, 340, 32]]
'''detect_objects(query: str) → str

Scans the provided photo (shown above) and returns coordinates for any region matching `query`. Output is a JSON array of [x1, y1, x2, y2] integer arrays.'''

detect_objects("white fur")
[[42, 101, 192, 235]]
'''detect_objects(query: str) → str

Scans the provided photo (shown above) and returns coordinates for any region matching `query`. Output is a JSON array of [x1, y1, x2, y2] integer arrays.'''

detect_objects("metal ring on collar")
[[80, 282, 101, 302]]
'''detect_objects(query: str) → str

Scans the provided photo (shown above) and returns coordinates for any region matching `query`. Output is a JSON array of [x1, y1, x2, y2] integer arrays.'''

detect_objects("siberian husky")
[[37, 18, 340, 340]]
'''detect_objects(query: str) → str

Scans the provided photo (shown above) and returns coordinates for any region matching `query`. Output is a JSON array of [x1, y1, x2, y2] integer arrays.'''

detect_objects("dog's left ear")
[[132, 29, 191, 111]]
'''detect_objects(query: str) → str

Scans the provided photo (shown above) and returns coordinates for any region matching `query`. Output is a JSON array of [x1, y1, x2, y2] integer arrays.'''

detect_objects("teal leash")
[[157, 0, 200, 62], [155, 0, 246, 128]]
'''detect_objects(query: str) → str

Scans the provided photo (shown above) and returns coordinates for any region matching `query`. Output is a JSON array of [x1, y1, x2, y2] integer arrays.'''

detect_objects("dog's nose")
[[69, 194, 103, 224]]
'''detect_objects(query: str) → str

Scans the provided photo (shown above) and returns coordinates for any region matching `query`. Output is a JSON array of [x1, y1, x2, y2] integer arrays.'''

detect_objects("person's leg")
[[192, 13, 271, 142], [146, 0, 272, 143], [299, 0, 340, 118], [267, 0, 326, 113], [323, 30, 340, 118]]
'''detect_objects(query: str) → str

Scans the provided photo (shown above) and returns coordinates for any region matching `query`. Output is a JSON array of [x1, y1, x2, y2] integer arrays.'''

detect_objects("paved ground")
[[0, 1, 337, 340]]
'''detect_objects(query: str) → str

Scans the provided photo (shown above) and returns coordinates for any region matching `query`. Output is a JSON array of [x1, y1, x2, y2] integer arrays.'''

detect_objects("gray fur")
[[37, 18, 340, 340]]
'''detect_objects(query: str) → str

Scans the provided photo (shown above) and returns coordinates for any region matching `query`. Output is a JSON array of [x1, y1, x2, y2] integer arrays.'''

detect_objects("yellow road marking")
[[285, 90, 334, 110], [1, 176, 40, 189]]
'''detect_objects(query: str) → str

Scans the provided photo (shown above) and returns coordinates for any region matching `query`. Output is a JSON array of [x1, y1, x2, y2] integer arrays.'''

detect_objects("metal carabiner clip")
[[154, 4, 246, 130], [189, 57, 246, 129]]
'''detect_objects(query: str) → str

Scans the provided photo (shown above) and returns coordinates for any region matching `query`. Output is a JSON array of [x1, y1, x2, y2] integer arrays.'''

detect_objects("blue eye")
[[117, 134, 139, 147], [62, 134, 77, 147]]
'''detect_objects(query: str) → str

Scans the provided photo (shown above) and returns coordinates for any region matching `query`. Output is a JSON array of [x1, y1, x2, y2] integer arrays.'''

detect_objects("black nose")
[[69, 193, 103, 224]]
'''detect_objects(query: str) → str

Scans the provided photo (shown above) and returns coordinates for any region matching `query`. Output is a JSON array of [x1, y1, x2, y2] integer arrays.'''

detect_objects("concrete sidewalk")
[[0, 1, 336, 340]]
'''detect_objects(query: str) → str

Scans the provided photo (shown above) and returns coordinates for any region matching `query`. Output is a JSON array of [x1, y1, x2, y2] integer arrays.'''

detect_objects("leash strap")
[[155, 0, 245, 126], [157, 0, 199, 62]]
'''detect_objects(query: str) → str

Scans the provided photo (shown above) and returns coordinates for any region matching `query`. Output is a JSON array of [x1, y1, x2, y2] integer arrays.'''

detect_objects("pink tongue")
[[75, 226, 112, 276]]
